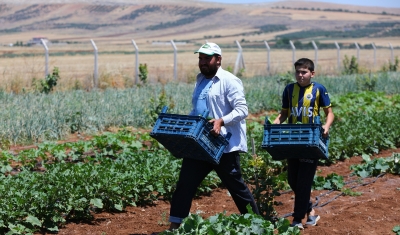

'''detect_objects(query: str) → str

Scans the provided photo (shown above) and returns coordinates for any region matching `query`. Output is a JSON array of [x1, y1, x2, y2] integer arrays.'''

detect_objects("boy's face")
[[295, 66, 315, 87]]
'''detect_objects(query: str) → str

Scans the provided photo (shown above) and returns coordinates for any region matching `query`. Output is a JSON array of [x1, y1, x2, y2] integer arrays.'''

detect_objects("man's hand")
[[208, 118, 224, 136]]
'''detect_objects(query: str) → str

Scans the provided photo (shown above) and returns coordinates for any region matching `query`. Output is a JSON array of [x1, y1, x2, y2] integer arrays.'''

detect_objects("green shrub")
[[40, 67, 60, 94], [356, 72, 377, 91], [342, 55, 359, 75], [144, 87, 176, 125], [139, 63, 148, 84], [380, 56, 399, 72]]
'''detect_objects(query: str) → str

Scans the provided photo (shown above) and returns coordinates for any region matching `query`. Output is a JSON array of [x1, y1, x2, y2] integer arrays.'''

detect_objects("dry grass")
[[0, 42, 397, 92], [0, 1, 399, 92]]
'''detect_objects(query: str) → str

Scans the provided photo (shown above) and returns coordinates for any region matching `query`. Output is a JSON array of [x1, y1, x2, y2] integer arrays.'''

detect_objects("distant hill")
[[0, 0, 399, 46]]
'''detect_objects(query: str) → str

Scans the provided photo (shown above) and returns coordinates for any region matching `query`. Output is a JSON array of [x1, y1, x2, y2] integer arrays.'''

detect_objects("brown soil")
[[31, 148, 399, 235]]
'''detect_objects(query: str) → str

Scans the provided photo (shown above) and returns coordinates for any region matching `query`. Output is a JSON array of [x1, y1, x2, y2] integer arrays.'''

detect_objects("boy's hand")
[[322, 124, 330, 138]]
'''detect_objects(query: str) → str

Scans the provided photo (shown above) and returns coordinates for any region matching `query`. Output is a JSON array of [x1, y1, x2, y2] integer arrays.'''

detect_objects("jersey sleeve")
[[281, 84, 290, 110], [319, 85, 331, 108]]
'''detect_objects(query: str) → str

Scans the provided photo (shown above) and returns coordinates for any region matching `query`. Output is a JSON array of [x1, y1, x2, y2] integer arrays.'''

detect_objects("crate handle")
[[314, 115, 321, 124], [225, 132, 232, 141], [264, 116, 272, 125], [201, 109, 210, 119], [161, 106, 168, 114]]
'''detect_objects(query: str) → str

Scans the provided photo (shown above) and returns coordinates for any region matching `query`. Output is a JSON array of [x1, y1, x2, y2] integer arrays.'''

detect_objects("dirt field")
[[43, 148, 400, 235]]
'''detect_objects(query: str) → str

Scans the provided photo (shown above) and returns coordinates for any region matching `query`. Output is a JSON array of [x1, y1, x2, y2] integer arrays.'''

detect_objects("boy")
[[273, 58, 334, 229]]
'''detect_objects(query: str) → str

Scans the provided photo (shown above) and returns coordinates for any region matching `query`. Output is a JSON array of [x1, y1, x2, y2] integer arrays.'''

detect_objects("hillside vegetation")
[[0, 0, 400, 47]]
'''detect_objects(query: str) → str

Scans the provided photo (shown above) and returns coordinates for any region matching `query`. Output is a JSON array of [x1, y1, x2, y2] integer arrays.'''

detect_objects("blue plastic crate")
[[261, 116, 329, 160], [150, 106, 231, 165]]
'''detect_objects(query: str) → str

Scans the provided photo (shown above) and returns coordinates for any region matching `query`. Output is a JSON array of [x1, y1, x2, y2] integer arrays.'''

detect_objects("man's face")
[[198, 53, 221, 78], [295, 66, 314, 87]]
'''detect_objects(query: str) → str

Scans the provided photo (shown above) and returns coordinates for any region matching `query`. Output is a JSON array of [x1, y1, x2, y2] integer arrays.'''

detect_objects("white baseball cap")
[[194, 42, 222, 56]]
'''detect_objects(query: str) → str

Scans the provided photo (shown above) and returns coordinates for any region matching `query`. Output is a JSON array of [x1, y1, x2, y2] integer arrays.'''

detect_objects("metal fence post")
[[264, 40, 270, 74], [170, 40, 177, 81], [335, 41, 340, 68], [371, 42, 377, 67], [311, 40, 318, 69], [131, 40, 139, 84], [90, 39, 98, 88], [389, 43, 394, 64], [289, 40, 296, 65], [234, 40, 245, 76], [41, 39, 49, 77], [354, 42, 360, 63]]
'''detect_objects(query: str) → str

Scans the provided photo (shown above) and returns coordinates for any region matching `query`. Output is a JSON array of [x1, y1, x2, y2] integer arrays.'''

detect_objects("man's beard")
[[200, 64, 218, 77]]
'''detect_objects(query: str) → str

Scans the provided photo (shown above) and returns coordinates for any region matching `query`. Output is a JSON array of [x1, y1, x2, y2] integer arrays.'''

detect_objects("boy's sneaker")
[[305, 215, 320, 226], [290, 221, 304, 230]]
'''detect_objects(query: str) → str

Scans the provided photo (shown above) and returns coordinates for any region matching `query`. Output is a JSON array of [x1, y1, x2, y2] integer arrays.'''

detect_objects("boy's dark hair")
[[294, 58, 314, 72]]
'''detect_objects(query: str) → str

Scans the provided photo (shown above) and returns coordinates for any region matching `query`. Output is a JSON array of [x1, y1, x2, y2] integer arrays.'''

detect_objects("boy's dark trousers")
[[287, 158, 318, 221], [170, 151, 260, 219]]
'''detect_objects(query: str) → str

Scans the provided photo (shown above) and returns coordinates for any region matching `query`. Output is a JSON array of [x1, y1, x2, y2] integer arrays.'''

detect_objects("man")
[[167, 42, 259, 231]]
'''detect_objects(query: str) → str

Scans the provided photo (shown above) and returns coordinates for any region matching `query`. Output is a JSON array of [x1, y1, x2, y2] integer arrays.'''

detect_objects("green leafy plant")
[[313, 173, 344, 190], [251, 167, 282, 221], [40, 67, 60, 94], [236, 68, 245, 78], [342, 188, 362, 196], [145, 87, 176, 124], [158, 211, 170, 226], [276, 71, 294, 86], [350, 155, 391, 178], [389, 57, 399, 72], [342, 55, 359, 75], [139, 63, 148, 84], [159, 206, 300, 235], [356, 72, 377, 91], [393, 225, 400, 235]]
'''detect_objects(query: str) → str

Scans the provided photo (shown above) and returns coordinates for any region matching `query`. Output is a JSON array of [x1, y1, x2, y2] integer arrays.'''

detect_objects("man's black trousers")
[[170, 151, 260, 220]]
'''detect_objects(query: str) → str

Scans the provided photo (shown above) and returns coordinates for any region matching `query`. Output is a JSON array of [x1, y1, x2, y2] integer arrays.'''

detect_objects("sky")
[[201, 0, 400, 8]]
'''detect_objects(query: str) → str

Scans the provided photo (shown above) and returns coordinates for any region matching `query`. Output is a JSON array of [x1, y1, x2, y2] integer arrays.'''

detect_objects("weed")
[[236, 68, 245, 78], [389, 57, 399, 71], [356, 72, 377, 91], [250, 157, 283, 221], [393, 225, 400, 235], [139, 63, 148, 84], [225, 65, 233, 73], [342, 55, 359, 75], [276, 71, 294, 86], [342, 188, 362, 196], [381, 56, 399, 72], [157, 211, 170, 226], [73, 79, 82, 90], [40, 67, 60, 94], [145, 87, 176, 125]]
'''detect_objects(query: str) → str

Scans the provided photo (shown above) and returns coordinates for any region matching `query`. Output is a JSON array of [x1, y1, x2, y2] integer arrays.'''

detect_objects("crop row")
[[1, 89, 400, 233], [0, 72, 399, 145]]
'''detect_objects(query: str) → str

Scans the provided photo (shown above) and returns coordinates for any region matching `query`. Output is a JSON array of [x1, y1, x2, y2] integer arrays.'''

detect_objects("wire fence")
[[0, 39, 398, 92]]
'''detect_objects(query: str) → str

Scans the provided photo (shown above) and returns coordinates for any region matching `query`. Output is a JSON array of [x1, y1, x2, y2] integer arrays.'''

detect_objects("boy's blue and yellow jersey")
[[281, 82, 331, 124]]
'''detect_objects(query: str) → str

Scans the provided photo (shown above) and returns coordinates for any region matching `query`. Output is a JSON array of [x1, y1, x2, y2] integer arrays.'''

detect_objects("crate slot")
[[261, 116, 329, 160]]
